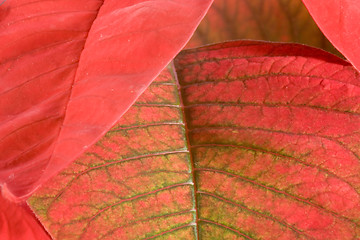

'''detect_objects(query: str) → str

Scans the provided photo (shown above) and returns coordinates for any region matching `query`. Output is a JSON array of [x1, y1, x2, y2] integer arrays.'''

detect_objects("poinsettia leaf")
[[0, 195, 50, 240], [176, 41, 360, 239], [0, 0, 213, 200], [188, 0, 340, 56], [302, 0, 360, 70], [30, 41, 360, 239]]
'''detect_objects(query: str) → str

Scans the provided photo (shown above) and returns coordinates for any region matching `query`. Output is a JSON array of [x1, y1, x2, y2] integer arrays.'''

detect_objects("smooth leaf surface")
[[0, 194, 50, 240], [30, 41, 360, 239], [188, 0, 340, 56], [302, 0, 360, 70], [0, 0, 213, 200]]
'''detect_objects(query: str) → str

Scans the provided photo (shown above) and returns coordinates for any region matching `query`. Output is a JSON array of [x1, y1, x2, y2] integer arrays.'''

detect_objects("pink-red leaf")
[[175, 41, 360, 239], [30, 41, 360, 239], [0, 0, 213, 200], [302, 0, 360, 70]]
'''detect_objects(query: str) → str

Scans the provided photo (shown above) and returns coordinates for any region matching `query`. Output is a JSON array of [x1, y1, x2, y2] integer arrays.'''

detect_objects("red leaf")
[[302, 0, 360, 70], [30, 41, 360, 239], [176, 41, 360, 239], [0, 0, 213, 200], [0, 195, 50, 240]]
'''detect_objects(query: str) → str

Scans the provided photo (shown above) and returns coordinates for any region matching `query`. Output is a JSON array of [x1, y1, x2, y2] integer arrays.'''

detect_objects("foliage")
[[1, 0, 359, 239]]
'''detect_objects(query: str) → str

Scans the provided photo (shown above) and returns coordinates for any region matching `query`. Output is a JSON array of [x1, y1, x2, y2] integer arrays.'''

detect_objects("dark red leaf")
[[302, 0, 360, 70], [30, 41, 360, 239], [0, 0, 213, 200]]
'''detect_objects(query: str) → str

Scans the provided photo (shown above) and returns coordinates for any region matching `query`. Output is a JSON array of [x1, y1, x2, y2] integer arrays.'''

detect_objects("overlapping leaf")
[[0, 194, 50, 240], [188, 0, 340, 57], [302, 0, 360, 70], [30, 41, 360, 239], [0, 0, 213, 201]]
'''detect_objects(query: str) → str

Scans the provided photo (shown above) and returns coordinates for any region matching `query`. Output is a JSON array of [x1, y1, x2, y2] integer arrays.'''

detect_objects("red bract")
[[0, 194, 50, 240], [30, 41, 360, 239], [302, 0, 360, 70], [0, 0, 213, 200]]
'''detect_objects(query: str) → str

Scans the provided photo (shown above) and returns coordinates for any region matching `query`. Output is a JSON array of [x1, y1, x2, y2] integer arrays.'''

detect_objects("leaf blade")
[[176, 41, 360, 239]]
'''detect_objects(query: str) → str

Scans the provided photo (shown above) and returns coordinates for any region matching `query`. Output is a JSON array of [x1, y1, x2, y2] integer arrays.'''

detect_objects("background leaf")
[[0, 0, 213, 200], [188, 0, 341, 57], [30, 41, 360, 239]]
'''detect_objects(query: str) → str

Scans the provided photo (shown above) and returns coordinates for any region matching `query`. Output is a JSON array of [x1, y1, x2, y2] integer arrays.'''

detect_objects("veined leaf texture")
[[30, 41, 360, 239]]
